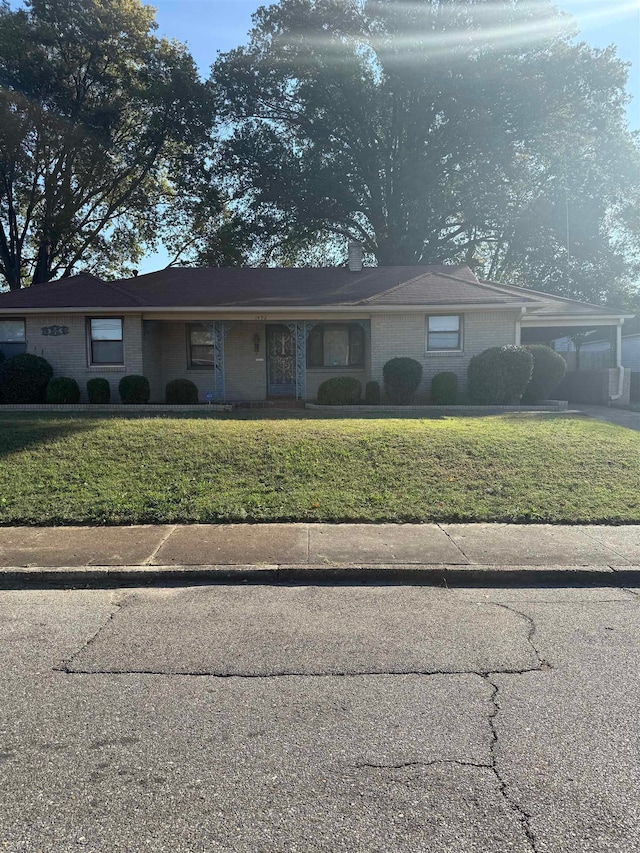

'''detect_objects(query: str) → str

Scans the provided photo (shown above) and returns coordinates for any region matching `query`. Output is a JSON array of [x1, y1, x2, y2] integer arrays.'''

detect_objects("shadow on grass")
[[0, 417, 98, 458]]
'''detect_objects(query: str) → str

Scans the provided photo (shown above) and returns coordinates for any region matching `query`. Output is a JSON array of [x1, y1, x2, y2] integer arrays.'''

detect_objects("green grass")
[[0, 411, 639, 525]]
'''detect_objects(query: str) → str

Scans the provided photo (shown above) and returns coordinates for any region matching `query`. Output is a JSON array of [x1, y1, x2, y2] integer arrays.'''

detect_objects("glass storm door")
[[267, 325, 296, 396]]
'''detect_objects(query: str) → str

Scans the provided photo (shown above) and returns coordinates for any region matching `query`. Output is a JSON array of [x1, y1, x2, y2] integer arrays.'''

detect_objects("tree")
[[211, 0, 640, 305], [0, 0, 216, 289]]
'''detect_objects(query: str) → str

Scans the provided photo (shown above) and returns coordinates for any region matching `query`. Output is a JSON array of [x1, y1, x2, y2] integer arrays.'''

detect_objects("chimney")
[[348, 241, 363, 272]]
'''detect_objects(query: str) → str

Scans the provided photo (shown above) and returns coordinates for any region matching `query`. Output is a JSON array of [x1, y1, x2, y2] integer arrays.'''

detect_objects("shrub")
[[118, 374, 150, 404], [46, 377, 80, 404], [383, 357, 423, 404], [521, 345, 567, 403], [467, 346, 534, 405], [0, 353, 53, 403], [431, 371, 458, 405], [0, 351, 5, 366], [166, 378, 198, 404], [317, 376, 362, 405], [364, 380, 381, 405], [87, 377, 111, 404]]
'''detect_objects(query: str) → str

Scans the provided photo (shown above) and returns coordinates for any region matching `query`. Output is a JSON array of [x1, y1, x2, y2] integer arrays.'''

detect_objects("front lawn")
[[0, 412, 638, 525]]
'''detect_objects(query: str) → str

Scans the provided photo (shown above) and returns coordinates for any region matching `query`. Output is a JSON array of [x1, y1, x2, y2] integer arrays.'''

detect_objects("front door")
[[267, 325, 296, 396]]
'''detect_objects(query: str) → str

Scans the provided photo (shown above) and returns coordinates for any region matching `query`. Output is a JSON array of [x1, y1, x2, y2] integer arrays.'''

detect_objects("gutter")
[[0, 302, 534, 316]]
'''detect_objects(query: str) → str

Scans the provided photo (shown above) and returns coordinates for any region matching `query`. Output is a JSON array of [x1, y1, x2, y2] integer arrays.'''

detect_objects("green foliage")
[[211, 0, 640, 304], [46, 377, 80, 404], [317, 377, 362, 405], [467, 346, 534, 405], [118, 375, 150, 404], [0, 0, 216, 289], [521, 345, 567, 403], [166, 378, 199, 404], [383, 358, 423, 405], [431, 372, 459, 405], [0, 353, 53, 403], [364, 380, 381, 405], [87, 378, 111, 404]]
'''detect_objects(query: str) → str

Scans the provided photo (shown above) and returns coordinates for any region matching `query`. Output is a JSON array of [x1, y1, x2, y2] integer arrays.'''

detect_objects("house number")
[[41, 325, 69, 336], [255, 315, 267, 321]]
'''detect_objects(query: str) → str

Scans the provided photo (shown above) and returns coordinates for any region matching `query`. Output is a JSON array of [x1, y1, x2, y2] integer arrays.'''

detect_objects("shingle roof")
[[0, 265, 629, 318]]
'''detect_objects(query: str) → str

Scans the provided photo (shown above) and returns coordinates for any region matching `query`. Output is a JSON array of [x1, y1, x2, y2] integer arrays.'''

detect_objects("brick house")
[[0, 249, 633, 404]]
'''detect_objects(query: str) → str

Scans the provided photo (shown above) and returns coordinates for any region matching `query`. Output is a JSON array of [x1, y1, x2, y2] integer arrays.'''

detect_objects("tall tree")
[[211, 0, 640, 305], [0, 0, 216, 289]]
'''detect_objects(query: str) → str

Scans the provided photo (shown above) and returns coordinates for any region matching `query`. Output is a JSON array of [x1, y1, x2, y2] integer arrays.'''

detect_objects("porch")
[[142, 318, 371, 404]]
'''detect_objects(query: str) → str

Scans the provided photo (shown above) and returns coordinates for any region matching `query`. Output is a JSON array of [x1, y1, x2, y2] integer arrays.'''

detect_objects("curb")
[[1, 564, 638, 589]]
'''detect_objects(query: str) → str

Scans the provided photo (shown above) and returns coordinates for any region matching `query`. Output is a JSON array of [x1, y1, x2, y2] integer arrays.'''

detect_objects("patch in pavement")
[[0, 672, 529, 852], [64, 586, 539, 676]]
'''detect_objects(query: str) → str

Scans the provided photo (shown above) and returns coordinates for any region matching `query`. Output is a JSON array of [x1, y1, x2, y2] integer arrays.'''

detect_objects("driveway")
[[579, 404, 640, 430]]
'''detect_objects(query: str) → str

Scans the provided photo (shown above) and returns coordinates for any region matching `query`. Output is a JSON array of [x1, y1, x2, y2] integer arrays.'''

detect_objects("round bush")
[[364, 380, 381, 405], [521, 345, 567, 403], [467, 346, 534, 405], [166, 378, 198, 404], [0, 353, 53, 403], [46, 377, 80, 404], [317, 377, 362, 405], [431, 371, 458, 405], [87, 377, 111, 404], [383, 357, 423, 404], [118, 374, 150, 404]]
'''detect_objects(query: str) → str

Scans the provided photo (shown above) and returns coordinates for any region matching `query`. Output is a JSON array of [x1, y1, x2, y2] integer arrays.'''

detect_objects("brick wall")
[[370, 310, 520, 400], [25, 314, 143, 402]]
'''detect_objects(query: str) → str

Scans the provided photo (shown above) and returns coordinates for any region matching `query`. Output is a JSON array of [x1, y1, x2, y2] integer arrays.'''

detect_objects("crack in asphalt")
[[355, 759, 492, 770], [55, 592, 132, 673], [490, 602, 552, 670], [486, 676, 539, 853]]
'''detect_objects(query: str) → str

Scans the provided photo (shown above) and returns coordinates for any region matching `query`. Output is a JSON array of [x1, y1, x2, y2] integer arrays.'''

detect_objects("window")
[[307, 323, 365, 368], [426, 315, 462, 351], [89, 318, 124, 364], [188, 323, 214, 368], [0, 319, 26, 359]]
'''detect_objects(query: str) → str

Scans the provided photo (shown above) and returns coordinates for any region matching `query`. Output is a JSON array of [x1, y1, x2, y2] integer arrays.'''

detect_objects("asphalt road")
[[1, 582, 639, 852]]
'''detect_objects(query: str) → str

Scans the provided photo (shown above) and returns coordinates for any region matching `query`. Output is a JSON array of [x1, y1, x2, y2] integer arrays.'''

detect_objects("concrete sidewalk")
[[0, 522, 638, 586]]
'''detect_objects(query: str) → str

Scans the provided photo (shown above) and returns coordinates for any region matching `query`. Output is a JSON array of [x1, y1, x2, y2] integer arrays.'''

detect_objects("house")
[[0, 246, 634, 405]]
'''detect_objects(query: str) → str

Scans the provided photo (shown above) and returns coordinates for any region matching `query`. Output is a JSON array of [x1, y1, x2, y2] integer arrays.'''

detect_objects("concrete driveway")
[[1, 582, 639, 851]]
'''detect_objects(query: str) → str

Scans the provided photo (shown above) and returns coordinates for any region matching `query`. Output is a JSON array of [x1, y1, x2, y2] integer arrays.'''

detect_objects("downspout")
[[515, 307, 526, 346], [610, 323, 625, 402]]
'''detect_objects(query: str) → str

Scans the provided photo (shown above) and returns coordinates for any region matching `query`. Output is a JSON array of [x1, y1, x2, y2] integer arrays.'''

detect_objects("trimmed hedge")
[[431, 371, 458, 405], [383, 357, 423, 404], [87, 377, 111, 404], [364, 380, 381, 405], [521, 345, 567, 403], [317, 377, 362, 405], [0, 353, 53, 403], [467, 346, 534, 405], [46, 377, 80, 404], [118, 374, 150, 404], [166, 378, 198, 404]]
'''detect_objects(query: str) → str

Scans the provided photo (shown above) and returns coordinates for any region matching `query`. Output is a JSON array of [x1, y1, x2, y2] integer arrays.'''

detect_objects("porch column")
[[212, 320, 233, 402]]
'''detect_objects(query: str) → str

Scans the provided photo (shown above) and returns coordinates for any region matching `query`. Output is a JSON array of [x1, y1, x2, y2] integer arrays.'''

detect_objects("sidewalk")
[[0, 523, 638, 586]]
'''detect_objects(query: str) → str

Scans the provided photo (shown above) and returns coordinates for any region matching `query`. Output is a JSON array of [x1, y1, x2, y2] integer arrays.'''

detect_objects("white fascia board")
[[521, 314, 633, 327], [0, 302, 531, 317]]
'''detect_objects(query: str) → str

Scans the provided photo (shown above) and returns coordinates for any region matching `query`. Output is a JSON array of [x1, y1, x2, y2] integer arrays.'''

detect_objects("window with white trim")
[[307, 323, 365, 368], [88, 318, 124, 364], [0, 319, 26, 359], [426, 315, 462, 351], [188, 323, 215, 369]]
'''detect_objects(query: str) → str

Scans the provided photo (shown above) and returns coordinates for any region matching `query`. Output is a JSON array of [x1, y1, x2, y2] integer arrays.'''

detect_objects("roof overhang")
[[520, 313, 634, 327], [0, 302, 531, 316]]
